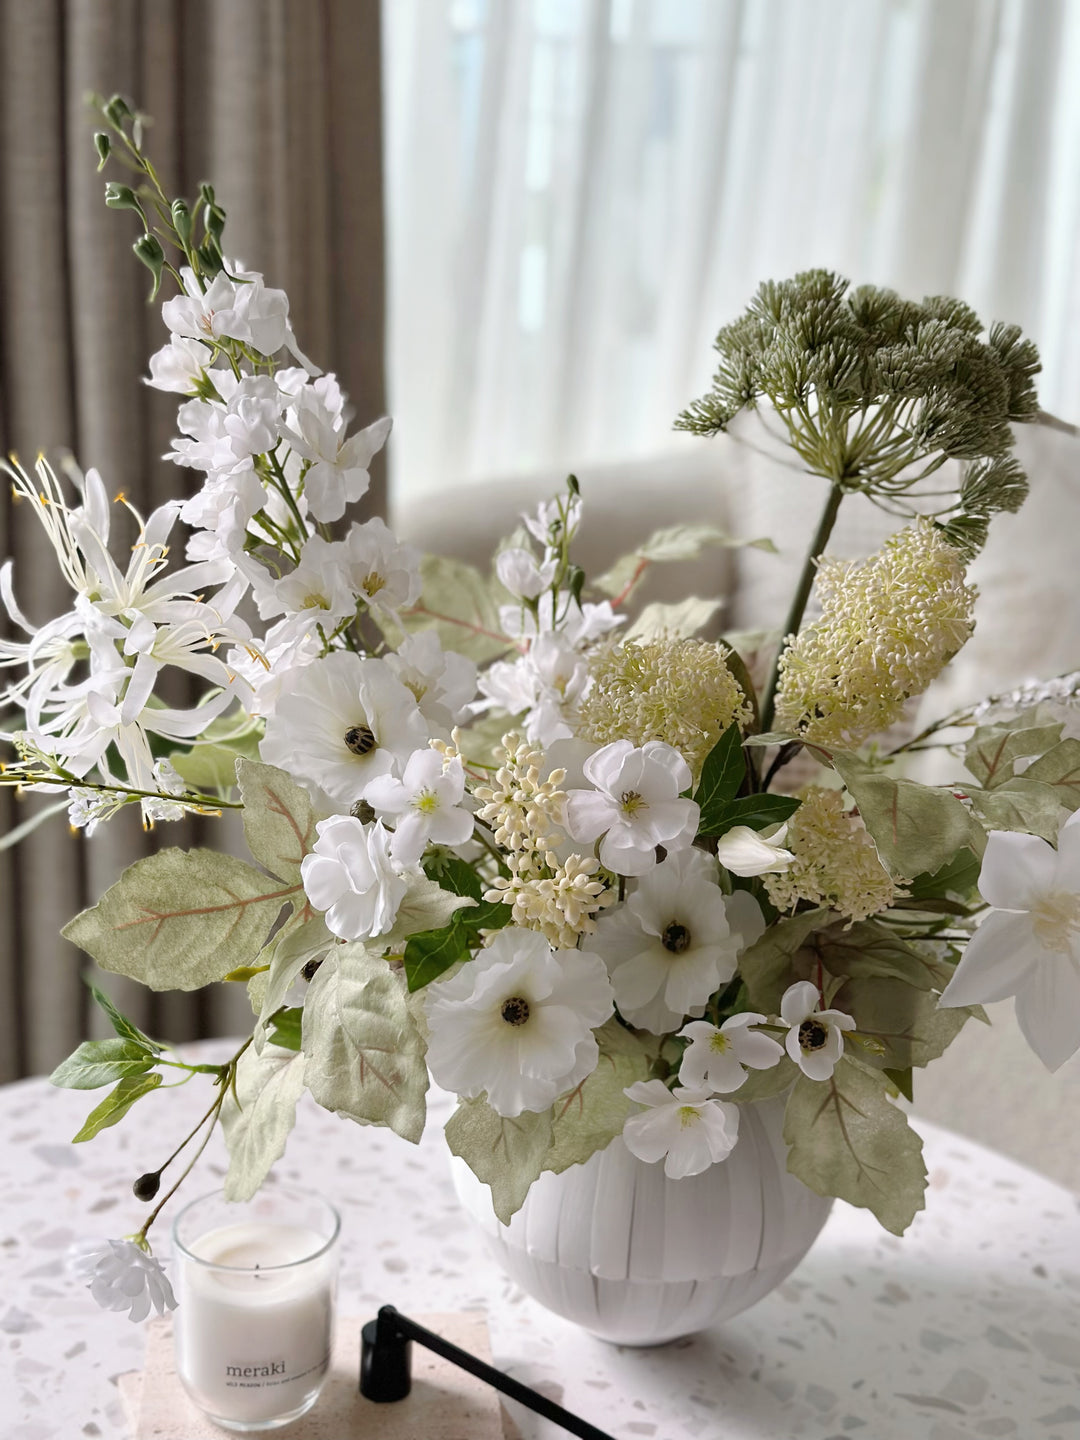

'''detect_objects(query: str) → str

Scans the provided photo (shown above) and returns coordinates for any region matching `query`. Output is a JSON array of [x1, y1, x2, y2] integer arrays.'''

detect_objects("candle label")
[[222, 1354, 329, 1388]]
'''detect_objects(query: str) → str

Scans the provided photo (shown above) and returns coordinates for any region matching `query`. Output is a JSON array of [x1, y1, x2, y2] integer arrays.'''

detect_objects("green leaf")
[[1022, 739, 1080, 808], [378, 873, 477, 952], [711, 792, 801, 835], [835, 976, 978, 1069], [693, 724, 745, 830], [403, 922, 471, 992], [595, 524, 776, 600], [817, 921, 941, 990], [542, 1023, 655, 1176], [169, 709, 263, 791], [421, 854, 484, 902], [783, 1057, 927, 1235], [86, 979, 161, 1051], [728, 1054, 799, 1104], [266, 1006, 303, 1051], [256, 915, 334, 1022], [50, 1038, 157, 1090], [966, 778, 1070, 842], [71, 1071, 163, 1142], [831, 752, 985, 875], [62, 848, 301, 991], [624, 597, 724, 641], [738, 907, 831, 1012], [393, 554, 514, 664], [743, 731, 804, 748], [884, 1066, 914, 1103], [444, 1098, 553, 1225], [237, 759, 318, 884], [220, 1044, 307, 1202], [964, 722, 1063, 789], [905, 848, 981, 902], [302, 944, 428, 1143]]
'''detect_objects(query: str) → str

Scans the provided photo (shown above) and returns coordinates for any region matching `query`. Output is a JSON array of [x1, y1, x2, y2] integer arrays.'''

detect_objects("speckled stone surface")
[[3, 1042, 1080, 1440]]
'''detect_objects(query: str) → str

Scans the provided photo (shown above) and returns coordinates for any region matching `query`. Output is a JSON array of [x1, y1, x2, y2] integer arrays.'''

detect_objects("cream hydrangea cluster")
[[474, 733, 615, 948], [764, 785, 903, 923], [775, 519, 976, 749], [577, 638, 752, 779]]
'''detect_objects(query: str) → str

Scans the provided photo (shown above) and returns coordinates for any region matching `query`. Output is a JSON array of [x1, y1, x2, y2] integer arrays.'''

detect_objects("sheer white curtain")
[[383, 0, 1080, 500]]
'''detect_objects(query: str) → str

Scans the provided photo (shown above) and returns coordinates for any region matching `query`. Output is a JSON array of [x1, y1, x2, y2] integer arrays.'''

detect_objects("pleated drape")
[[0, 0, 386, 1080]]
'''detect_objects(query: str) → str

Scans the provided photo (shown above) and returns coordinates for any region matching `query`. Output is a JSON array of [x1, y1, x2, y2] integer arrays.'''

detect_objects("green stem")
[[759, 482, 845, 734]]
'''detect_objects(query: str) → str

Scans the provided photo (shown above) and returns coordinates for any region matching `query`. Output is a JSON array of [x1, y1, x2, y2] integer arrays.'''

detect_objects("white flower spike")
[[779, 981, 856, 1081], [622, 1079, 740, 1179], [563, 739, 698, 877], [678, 1013, 784, 1093]]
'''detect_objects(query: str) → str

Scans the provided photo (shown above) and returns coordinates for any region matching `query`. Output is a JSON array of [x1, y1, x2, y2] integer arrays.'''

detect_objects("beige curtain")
[[0, 0, 386, 1080]]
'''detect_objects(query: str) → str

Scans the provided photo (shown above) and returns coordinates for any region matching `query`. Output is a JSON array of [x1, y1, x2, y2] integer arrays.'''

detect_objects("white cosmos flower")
[[563, 740, 699, 877], [939, 815, 1080, 1070], [622, 1080, 740, 1179], [261, 651, 429, 807], [715, 823, 795, 877], [424, 927, 614, 1116], [590, 848, 764, 1033], [343, 517, 421, 616], [678, 1013, 784, 1093], [364, 748, 473, 866], [73, 1238, 176, 1323], [495, 546, 558, 601], [385, 630, 477, 736], [779, 981, 856, 1082], [300, 816, 407, 940]]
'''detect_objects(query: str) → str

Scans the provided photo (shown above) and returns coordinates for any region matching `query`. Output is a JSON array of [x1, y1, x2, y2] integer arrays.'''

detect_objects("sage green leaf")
[[62, 848, 301, 991], [595, 524, 776, 600], [625, 597, 724, 642], [964, 722, 1063, 789], [237, 759, 318, 883], [86, 979, 161, 1051], [817, 921, 940, 990], [694, 724, 745, 831], [302, 945, 428, 1143], [72, 1072, 162, 1142], [444, 1098, 553, 1225], [743, 731, 804, 748], [783, 1057, 927, 1235], [379, 874, 476, 952], [393, 554, 514, 664], [1022, 739, 1080, 808], [169, 708, 263, 791], [728, 1054, 798, 1104], [738, 907, 831, 1012], [831, 752, 984, 874], [835, 976, 978, 1069], [220, 1044, 307, 1202], [50, 1038, 157, 1090], [905, 848, 981, 903], [543, 1024, 655, 1176], [967, 778, 1069, 842]]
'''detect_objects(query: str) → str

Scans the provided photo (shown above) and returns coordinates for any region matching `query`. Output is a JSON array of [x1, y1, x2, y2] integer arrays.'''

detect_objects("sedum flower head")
[[775, 519, 976, 749], [764, 786, 903, 923], [577, 638, 752, 780]]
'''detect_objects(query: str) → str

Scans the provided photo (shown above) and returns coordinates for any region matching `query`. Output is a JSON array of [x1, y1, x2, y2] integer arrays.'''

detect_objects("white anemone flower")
[[364, 748, 473, 866], [424, 927, 614, 1116], [300, 817, 407, 940], [715, 823, 795, 877], [622, 1080, 740, 1179], [939, 815, 1080, 1070], [385, 630, 477, 736], [261, 651, 429, 806], [779, 981, 856, 1081], [563, 739, 699, 876], [590, 848, 765, 1033], [73, 1238, 176, 1323], [678, 1013, 785, 1093], [495, 546, 558, 601]]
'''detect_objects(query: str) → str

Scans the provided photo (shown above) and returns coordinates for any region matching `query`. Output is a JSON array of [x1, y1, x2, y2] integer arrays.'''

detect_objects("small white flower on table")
[[779, 980, 856, 1081], [939, 814, 1080, 1070], [563, 739, 699, 876], [622, 1079, 740, 1178], [73, 1238, 176, 1323], [300, 816, 407, 940], [364, 747, 473, 866], [678, 1012, 785, 1093]]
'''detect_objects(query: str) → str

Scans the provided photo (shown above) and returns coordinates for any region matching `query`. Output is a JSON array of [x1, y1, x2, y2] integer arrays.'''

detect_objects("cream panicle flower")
[[424, 927, 614, 1116], [775, 518, 976, 748], [563, 739, 699, 877], [300, 816, 407, 940], [578, 638, 753, 780], [779, 981, 856, 1081], [621, 1080, 740, 1178], [678, 1013, 785, 1093], [764, 786, 903, 923]]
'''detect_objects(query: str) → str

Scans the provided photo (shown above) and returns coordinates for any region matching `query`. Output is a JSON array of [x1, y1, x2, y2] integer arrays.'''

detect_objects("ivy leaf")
[[783, 1057, 927, 1235], [62, 848, 301, 991], [237, 759, 318, 884], [831, 752, 985, 875], [50, 1038, 157, 1090], [738, 907, 831, 1012], [444, 1098, 553, 1225], [85, 979, 161, 1052], [693, 724, 745, 830], [302, 944, 428, 1143], [72, 1072, 163, 1142], [220, 1044, 307, 1202]]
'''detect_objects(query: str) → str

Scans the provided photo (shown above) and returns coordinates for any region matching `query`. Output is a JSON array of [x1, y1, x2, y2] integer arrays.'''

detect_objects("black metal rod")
[[374, 1305, 617, 1440]]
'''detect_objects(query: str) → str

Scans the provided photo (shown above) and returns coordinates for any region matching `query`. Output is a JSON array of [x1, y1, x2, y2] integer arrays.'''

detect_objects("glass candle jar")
[[172, 1187, 340, 1431]]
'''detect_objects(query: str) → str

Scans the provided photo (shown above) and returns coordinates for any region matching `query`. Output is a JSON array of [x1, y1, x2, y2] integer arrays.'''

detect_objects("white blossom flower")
[[563, 739, 698, 876], [779, 981, 856, 1081], [590, 848, 764, 1033], [363, 747, 473, 866], [495, 546, 558, 601], [146, 334, 211, 394], [939, 815, 1080, 1071], [169, 374, 283, 477], [477, 633, 591, 747], [261, 651, 429, 806], [224, 618, 322, 718], [385, 630, 477, 735], [622, 1080, 740, 1179], [161, 262, 311, 363], [300, 816, 407, 940], [250, 534, 357, 646], [343, 517, 421, 615], [678, 1013, 784, 1093], [497, 591, 622, 646], [424, 927, 614, 1116], [279, 378, 391, 522], [522, 492, 582, 548], [73, 1238, 176, 1323], [715, 823, 795, 877]]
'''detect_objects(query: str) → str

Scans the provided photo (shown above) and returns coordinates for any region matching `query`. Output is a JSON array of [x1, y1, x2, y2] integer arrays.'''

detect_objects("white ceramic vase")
[[451, 1096, 832, 1346]]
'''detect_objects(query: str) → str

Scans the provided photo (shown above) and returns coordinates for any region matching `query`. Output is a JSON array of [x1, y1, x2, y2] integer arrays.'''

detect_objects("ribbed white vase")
[[450, 1096, 832, 1346]]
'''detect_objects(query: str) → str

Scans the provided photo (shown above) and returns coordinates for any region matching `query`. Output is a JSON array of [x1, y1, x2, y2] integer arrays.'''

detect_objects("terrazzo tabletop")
[[3, 1042, 1080, 1440]]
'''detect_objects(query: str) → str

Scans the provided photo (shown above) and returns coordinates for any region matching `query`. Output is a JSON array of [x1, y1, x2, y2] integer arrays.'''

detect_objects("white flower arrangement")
[[4, 98, 1077, 1311]]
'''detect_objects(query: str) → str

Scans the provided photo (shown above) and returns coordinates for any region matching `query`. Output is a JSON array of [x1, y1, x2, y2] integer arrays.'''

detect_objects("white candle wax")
[[174, 1221, 336, 1427]]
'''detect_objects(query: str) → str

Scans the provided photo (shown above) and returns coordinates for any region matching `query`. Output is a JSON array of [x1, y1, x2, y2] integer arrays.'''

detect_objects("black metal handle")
[[359, 1305, 618, 1440]]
